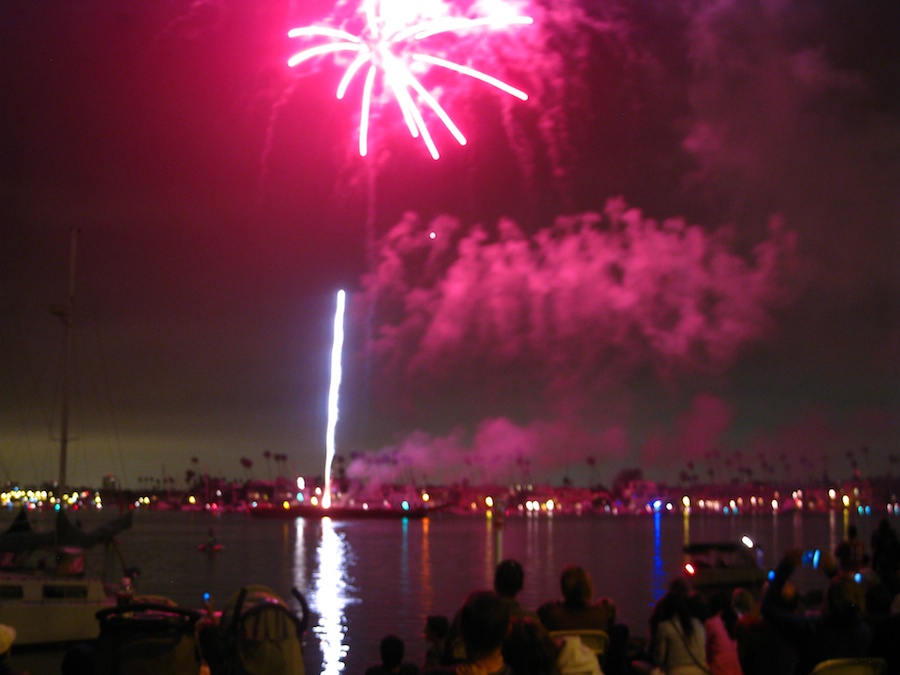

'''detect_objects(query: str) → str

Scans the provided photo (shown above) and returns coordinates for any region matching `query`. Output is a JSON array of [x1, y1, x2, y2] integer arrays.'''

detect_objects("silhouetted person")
[[835, 523, 866, 573], [871, 517, 900, 593], [425, 591, 515, 674], [762, 548, 872, 674], [495, 559, 540, 622], [704, 590, 741, 675], [650, 581, 708, 674], [423, 616, 449, 668], [503, 615, 601, 675], [366, 634, 419, 675], [538, 565, 614, 634]]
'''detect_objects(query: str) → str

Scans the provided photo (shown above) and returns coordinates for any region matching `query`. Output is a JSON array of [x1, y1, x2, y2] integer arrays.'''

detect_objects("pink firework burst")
[[287, 0, 533, 159]]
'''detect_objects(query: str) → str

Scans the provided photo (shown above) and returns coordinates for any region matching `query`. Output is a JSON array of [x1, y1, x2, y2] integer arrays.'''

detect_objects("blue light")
[[768, 570, 775, 581], [854, 572, 862, 583], [401, 500, 410, 511], [652, 499, 662, 511]]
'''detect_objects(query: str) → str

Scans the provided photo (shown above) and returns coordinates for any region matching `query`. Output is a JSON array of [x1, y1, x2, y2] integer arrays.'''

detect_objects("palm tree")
[[239, 457, 253, 480], [586, 455, 598, 486], [861, 446, 871, 476], [263, 450, 272, 480]]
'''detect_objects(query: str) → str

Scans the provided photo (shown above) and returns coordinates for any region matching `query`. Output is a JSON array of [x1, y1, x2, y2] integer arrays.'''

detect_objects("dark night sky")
[[1, 0, 897, 490]]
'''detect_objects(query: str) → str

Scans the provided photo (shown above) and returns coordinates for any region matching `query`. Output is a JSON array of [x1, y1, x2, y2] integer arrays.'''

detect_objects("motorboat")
[[682, 538, 768, 596]]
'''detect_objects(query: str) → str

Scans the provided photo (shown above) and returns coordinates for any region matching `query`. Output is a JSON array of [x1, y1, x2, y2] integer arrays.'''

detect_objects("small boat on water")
[[682, 538, 767, 596], [0, 508, 134, 647], [197, 543, 224, 553], [249, 501, 429, 520]]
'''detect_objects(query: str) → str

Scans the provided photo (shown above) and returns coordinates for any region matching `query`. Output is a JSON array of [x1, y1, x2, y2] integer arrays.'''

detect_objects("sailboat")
[[0, 229, 134, 647]]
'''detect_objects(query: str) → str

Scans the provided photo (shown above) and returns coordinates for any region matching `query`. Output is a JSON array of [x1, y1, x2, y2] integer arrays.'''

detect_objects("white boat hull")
[[0, 573, 115, 646]]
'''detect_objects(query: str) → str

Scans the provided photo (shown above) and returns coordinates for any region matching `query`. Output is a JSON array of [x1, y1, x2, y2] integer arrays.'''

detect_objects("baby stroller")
[[198, 584, 309, 675], [94, 596, 204, 675]]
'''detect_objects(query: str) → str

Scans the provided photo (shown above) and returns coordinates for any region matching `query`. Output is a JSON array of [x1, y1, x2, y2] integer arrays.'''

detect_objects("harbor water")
[[3, 507, 886, 674]]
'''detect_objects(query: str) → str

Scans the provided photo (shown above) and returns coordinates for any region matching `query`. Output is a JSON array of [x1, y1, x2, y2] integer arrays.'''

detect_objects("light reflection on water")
[[299, 518, 355, 674], [420, 518, 435, 619], [651, 511, 666, 602]]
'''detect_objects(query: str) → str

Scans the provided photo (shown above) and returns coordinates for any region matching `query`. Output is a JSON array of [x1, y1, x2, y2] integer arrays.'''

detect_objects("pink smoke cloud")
[[346, 416, 626, 488], [641, 394, 734, 469], [360, 198, 801, 398], [343, 198, 804, 482]]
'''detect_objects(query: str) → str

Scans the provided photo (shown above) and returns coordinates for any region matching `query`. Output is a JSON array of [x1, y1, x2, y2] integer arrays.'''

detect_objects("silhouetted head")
[[379, 634, 405, 668], [495, 559, 525, 598], [560, 565, 593, 606], [503, 616, 559, 675], [425, 615, 450, 640], [459, 590, 510, 661]]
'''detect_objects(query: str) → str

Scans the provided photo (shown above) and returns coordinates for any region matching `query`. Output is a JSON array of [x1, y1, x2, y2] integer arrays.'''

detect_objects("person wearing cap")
[[0, 625, 29, 675]]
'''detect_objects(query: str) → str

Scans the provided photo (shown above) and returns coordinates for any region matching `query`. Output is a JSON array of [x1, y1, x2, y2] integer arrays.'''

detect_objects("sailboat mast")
[[58, 228, 78, 495]]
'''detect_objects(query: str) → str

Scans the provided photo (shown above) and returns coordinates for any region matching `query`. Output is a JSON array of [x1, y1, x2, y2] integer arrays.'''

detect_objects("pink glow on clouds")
[[364, 198, 801, 391], [641, 394, 734, 468], [346, 416, 624, 488], [344, 199, 806, 484]]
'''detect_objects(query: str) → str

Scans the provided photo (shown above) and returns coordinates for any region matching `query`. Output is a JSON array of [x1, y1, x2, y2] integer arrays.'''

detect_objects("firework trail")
[[324, 289, 346, 508]]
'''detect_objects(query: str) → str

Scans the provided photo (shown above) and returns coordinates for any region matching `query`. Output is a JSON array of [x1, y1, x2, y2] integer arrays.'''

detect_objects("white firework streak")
[[287, 0, 532, 159]]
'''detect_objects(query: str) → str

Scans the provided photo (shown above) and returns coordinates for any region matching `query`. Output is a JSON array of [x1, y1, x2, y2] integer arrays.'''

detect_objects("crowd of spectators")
[[365, 517, 900, 675]]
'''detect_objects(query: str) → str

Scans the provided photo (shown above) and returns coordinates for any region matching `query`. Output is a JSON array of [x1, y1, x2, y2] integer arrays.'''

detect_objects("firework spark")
[[287, 0, 532, 159]]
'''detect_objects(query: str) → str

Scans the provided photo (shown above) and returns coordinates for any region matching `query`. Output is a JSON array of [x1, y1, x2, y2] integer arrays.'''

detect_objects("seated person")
[[424, 591, 514, 675], [495, 559, 540, 622], [423, 615, 450, 668], [503, 615, 602, 675], [365, 634, 419, 675], [538, 565, 614, 634]]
